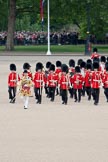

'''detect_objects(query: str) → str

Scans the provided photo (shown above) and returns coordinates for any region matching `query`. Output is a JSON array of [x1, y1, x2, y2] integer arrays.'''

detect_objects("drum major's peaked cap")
[[23, 62, 31, 70]]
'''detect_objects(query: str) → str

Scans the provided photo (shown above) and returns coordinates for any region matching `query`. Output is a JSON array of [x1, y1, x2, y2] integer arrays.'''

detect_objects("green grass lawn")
[[0, 44, 108, 53]]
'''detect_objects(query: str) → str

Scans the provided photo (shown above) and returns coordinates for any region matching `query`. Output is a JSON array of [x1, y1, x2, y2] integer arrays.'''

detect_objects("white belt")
[[93, 79, 99, 82], [10, 80, 16, 82]]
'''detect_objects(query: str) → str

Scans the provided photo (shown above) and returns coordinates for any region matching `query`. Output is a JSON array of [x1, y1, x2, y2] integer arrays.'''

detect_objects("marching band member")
[[68, 59, 75, 98], [19, 70, 33, 109], [85, 63, 92, 100], [91, 48, 100, 60], [102, 66, 108, 102], [80, 61, 86, 96], [22, 62, 33, 80], [70, 66, 84, 103], [44, 61, 52, 97], [77, 59, 83, 67], [59, 64, 69, 105], [47, 64, 58, 102], [86, 59, 92, 65], [91, 62, 101, 105], [33, 62, 44, 104], [8, 64, 19, 103], [55, 60, 62, 96], [99, 56, 106, 73]]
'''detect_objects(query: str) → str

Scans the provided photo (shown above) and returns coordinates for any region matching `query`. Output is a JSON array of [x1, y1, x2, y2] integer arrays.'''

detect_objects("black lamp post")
[[85, 0, 91, 55]]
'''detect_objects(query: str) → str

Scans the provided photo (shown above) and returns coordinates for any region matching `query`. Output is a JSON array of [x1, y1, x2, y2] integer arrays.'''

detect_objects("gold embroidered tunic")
[[19, 76, 33, 96]]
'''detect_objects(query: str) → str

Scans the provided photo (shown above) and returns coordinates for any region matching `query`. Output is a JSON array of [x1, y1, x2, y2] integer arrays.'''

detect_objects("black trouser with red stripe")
[[92, 88, 100, 104], [35, 87, 42, 104], [68, 87, 74, 98], [104, 88, 108, 101], [8, 86, 16, 102], [61, 89, 68, 104], [49, 87, 56, 101], [73, 89, 82, 102], [85, 87, 91, 100]]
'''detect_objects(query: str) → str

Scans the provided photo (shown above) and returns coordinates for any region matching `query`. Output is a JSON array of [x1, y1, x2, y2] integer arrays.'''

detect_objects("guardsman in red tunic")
[[47, 64, 58, 102], [102, 66, 108, 102], [91, 48, 100, 60], [80, 61, 86, 96], [59, 64, 69, 105], [44, 61, 52, 97], [99, 56, 106, 78], [70, 66, 84, 103], [33, 62, 44, 104], [91, 62, 101, 105], [55, 60, 62, 96], [84, 63, 92, 100], [8, 64, 18, 103], [68, 59, 75, 98]]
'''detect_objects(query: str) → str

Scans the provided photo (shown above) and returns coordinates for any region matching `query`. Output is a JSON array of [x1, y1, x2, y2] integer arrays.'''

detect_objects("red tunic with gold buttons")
[[70, 73, 84, 89], [102, 72, 108, 88], [91, 71, 101, 88], [8, 72, 19, 87], [59, 73, 69, 90], [84, 70, 92, 87], [47, 72, 58, 87], [33, 72, 44, 88]]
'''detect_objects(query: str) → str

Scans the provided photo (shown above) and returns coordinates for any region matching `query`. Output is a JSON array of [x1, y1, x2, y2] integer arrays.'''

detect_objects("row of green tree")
[[0, 0, 108, 50]]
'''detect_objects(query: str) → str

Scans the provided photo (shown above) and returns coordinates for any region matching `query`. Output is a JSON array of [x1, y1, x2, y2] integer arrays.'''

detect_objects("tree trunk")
[[6, 0, 16, 51]]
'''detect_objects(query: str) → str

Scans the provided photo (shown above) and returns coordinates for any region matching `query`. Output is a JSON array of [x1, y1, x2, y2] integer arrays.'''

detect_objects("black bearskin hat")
[[100, 56, 106, 63], [77, 59, 83, 66], [86, 59, 92, 64], [105, 62, 108, 68], [106, 66, 108, 71], [23, 70, 28, 73], [93, 57, 99, 63], [93, 47, 98, 52], [61, 64, 68, 73], [86, 63, 92, 70], [80, 61, 86, 68], [49, 64, 55, 71], [75, 66, 81, 73], [69, 59, 75, 67], [56, 61, 62, 67], [93, 62, 99, 69], [46, 61, 52, 69], [10, 64, 16, 71], [23, 62, 31, 70], [36, 62, 43, 71]]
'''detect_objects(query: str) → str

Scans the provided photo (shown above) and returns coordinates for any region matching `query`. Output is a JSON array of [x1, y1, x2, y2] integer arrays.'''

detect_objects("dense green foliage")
[[0, 0, 108, 39]]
